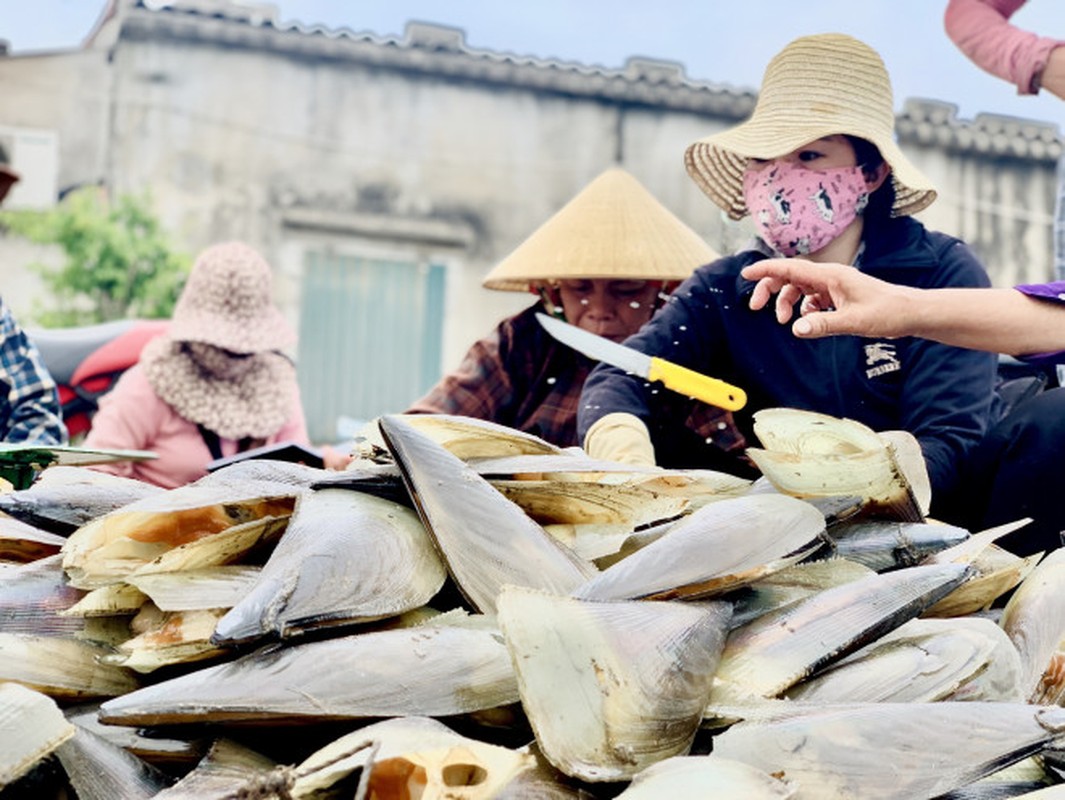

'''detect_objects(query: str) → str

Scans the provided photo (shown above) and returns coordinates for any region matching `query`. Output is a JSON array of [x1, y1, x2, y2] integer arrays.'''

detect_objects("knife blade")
[[536, 313, 747, 411]]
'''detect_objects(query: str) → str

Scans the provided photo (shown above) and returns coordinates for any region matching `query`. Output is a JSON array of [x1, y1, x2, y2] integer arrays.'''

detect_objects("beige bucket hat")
[[142, 241, 298, 439], [684, 33, 937, 220], [169, 241, 295, 353], [482, 168, 719, 291]]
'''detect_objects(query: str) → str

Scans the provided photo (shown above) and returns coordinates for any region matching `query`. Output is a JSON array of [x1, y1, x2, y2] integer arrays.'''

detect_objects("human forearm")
[[577, 362, 651, 442], [944, 0, 1065, 94], [900, 287, 1065, 355], [1039, 45, 1065, 100], [743, 260, 1065, 355], [745, 259, 922, 339]]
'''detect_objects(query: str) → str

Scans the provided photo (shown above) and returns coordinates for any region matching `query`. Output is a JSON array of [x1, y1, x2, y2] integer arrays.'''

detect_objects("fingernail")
[[795, 319, 812, 336]]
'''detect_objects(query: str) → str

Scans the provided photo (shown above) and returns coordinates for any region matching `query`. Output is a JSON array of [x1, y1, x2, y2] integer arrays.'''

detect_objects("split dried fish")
[[497, 586, 731, 782], [62, 482, 298, 588], [747, 408, 923, 522], [379, 414, 595, 614], [0, 683, 75, 789], [213, 488, 445, 645], [616, 755, 795, 799], [713, 562, 972, 698], [0, 466, 163, 535], [573, 494, 826, 602], [99, 619, 517, 726], [1000, 547, 1065, 700], [712, 702, 1065, 799]]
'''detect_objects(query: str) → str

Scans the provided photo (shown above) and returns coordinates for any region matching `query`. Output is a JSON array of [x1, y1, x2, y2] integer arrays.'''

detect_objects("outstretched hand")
[[742, 258, 912, 339]]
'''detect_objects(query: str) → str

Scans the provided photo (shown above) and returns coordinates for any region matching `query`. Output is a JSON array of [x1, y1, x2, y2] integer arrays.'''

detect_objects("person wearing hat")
[[84, 241, 316, 488], [578, 33, 1000, 517], [0, 152, 68, 447], [737, 2, 1065, 357], [407, 168, 735, 452], [729, 7, 1065, 557], [738, 261, 1065, 559]]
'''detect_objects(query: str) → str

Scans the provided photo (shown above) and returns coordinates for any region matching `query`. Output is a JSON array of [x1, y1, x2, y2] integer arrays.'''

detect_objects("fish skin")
[[572, 494, 826, 602], [715, 562, 974, 697], [822, 520, 970, 572], [712, 702, 1065, 799], [57, 725, 172, 799], [378, 415, 595, 615], [212, 488, 445, 646], [0, 470, 163, 535], [99, 623, 518, 726]]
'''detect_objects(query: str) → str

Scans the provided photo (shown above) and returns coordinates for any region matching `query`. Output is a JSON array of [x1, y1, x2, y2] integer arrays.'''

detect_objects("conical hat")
[[482, 168, 719, 291]]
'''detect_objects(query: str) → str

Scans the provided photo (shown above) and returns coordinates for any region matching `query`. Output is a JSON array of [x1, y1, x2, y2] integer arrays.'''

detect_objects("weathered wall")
[[0, 49, 111, 191], [899, 101, 1060, 287], [99, 11, 756, 362]]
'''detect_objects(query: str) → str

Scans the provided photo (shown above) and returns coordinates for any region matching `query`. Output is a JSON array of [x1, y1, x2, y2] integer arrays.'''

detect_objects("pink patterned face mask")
[[742, 161, 871, 256]]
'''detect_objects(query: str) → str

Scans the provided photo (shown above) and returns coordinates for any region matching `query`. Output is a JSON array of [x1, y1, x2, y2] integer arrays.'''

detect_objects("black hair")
[[845, 135, 896, 220]]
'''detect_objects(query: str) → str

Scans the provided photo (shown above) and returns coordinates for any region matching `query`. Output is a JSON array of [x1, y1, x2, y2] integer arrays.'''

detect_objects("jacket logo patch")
[[865, 342, 900, 378]]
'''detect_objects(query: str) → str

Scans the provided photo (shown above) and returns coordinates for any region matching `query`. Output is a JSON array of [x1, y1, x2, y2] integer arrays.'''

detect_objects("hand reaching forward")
[[741, 258, 1065, 356], [742, 259, 914, 339]]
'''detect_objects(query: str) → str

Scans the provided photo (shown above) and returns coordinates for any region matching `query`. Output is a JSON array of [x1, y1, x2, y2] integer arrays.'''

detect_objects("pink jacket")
[[945, 0, 1065, 94], [83, 365, 310, 489]]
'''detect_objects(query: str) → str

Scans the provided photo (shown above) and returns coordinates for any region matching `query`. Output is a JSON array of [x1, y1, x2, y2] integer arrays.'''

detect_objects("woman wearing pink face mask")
[[579, 33, 1000, 520]]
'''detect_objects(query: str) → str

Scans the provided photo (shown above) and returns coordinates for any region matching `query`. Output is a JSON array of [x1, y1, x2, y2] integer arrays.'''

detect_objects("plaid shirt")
[[0, 297, 67, 445], [407, 303, 595, 447]]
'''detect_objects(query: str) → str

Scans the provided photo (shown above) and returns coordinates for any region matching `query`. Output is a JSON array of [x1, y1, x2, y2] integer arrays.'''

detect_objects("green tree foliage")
[[1, 187, 189, 327]]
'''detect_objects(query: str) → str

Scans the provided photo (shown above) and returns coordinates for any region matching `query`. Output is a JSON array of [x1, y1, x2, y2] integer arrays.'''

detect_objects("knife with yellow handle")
[[536, 313, 747, 411]]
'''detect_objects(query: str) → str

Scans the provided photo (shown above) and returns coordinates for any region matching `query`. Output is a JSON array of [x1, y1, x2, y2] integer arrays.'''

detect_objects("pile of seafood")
[[2, 409, 1065, 799]]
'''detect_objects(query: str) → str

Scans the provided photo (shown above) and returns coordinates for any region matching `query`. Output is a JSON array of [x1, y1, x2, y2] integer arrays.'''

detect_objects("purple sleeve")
[[1015, 280, 1065, 303], [1014, 282, 1065, 363]]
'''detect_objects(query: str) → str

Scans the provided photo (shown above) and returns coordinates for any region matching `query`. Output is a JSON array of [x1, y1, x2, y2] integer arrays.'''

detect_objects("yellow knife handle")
[[647, 357, 747, 411]]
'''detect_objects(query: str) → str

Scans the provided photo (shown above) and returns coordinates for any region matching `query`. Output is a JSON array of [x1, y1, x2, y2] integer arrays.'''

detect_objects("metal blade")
[[536, 313, 652, 377]]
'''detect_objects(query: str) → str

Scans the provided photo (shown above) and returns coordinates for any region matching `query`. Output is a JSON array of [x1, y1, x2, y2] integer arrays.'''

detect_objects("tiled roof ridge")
[[127, 0, 757, 118], [131, 0, 1062, 160], [897, 97, 1061, 161]]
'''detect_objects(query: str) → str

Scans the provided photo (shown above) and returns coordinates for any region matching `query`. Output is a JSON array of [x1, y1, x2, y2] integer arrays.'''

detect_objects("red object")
[[70, 320, 169, 385], [56, 320, 169, 438]]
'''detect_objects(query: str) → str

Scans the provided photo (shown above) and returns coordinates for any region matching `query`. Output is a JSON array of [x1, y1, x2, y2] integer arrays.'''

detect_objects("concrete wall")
[[100, 22, 751, 362]]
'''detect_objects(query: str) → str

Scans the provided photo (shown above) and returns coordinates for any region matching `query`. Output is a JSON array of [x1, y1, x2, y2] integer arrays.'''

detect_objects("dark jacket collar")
[[734, 215, 941, 296]]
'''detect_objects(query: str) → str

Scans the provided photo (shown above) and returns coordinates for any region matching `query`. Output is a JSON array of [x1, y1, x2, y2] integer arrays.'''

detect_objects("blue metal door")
[[297, 252, 445, 442]]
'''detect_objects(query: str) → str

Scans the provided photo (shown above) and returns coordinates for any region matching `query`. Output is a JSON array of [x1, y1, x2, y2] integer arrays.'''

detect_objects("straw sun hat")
[[685, 33, 937, 220], [482, 168, 719, 291]]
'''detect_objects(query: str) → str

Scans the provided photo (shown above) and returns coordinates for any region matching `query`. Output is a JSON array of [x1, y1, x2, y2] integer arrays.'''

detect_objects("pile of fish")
[[3, 409, 1065, 798]]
